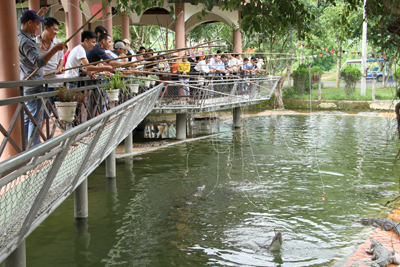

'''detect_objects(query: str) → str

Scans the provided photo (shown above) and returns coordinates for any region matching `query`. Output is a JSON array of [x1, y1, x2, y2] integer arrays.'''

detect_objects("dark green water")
[[26, 113, 400, 266]]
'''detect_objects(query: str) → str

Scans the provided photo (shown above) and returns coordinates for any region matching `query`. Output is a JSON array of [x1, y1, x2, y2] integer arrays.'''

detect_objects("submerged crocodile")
[[356, 218, 400, 237], [366, 237, 400, 267]]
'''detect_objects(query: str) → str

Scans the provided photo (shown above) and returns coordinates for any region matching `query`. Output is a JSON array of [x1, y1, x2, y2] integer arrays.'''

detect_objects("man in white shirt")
[[227, 53, 240, 72], [36, 17, 63, 103], [65, 30, 113, 88], [194, 56, 215, 75]]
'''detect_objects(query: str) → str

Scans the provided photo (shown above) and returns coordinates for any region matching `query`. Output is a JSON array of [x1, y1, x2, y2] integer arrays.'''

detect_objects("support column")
[[106, 150, 116, 178], [0, 0, 22, 161], [121, 11, 130, 40], [233, 107, 242, 128], [74, 178, 88, 218], [65, 12, 70, 42], [175, 3, 185, 56], [103, 4, 113, 38], [124, 132, 133, 154], [233, 11, 242, 53], [29, 0, 41, 36], [176, 113, 187, 140], [3, 240, 26, 267], [68, 0, 82, 49]]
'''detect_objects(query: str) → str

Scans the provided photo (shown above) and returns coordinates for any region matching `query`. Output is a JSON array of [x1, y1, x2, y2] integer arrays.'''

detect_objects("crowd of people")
[[18, 8, 267, 147]]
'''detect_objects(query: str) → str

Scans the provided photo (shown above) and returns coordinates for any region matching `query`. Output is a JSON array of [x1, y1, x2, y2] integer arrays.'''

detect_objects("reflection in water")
[[106, 178, 118, 212], [74, 218, 92, 266]]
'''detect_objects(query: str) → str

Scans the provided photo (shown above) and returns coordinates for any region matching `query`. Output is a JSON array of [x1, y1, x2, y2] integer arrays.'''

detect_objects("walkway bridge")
[[0, 75, 279, 265]]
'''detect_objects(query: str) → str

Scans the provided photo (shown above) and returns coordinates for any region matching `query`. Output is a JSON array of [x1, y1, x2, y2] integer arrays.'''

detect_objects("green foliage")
[[310, 66, 323, 82], [394, 68, 400, 82], [340, 65, 362, 95], [312, 82, 324, 89], [292, 64, 310, 96], [54, 86, 87, 102], [103, 72, 126, 90]]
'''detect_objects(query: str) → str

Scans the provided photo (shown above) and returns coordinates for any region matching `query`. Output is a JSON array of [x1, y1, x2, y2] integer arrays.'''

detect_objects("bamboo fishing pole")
[[26, 8, 103, 81]]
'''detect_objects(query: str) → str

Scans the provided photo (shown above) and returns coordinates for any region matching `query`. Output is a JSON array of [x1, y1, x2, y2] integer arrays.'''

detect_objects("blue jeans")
[[67, 82, 78, 89], [24, 87, 44, 147]]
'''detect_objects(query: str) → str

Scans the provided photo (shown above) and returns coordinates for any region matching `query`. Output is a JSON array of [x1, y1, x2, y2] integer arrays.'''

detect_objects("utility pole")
[[360, 0, 368, 96]]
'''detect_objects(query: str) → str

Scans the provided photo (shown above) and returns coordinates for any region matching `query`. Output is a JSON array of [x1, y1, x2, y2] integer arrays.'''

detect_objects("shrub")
[[394, 68, 400, 82], [291, 64, 310, 96], [310, 66, 323, 83], [340, 65, 362, 95], [282, 86, 297, 98]]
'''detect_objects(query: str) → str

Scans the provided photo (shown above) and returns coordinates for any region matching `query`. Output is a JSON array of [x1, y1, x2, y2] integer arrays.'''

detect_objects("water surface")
[[26, 113, 400, 266]]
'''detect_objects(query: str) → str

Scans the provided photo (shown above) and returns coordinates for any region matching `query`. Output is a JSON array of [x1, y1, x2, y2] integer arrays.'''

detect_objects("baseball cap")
[[123, 39, 131, 45], [114, 42, 128, 49], [20, 10, 46, 23]]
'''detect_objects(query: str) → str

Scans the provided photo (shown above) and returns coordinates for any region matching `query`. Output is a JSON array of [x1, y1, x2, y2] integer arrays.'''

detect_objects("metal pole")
[[176, 113, 187, 140], [360, 0, 368, 96], [233, 107, 242, 128], [124, 132, 133, 154], [74, 178, 88, 218], [106, 150, 116, 178], [3, 240, 25, 267], [372, 76, 376, 101]]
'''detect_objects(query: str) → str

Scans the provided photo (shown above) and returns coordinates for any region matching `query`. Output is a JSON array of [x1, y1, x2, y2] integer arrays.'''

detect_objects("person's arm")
[[43, 42, 65, 63], [55, 59, 64, 74], [80, 58, 113, 72], [21, 41, 46, 68]]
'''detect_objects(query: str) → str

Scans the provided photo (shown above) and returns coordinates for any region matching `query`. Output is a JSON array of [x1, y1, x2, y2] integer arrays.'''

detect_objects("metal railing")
[[154, 75, 280, 112], [0, 83, 163, 263]]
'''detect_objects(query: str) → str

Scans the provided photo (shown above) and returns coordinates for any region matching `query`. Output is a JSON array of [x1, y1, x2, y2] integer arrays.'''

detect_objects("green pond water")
[[25, 113, 400, 267]]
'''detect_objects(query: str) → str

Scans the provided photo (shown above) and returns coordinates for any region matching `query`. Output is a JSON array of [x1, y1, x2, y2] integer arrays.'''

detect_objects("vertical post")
[[121, 11, 130, 40], [233, 11, 242, 53], [360, 0, 368, 96], [372, 76, 376, 101], [68, 0, 82, 49], [74, 178, 88, 218], [233, 107, 242, 128], [124, 132, 133, 154], [318, 74, 322, 101], [103, 4, 113, 39], [166, 28, 168, 50], [175, 3, 185, 56], [176, 113, 187, 140], [64, 12, 70, 41], [3, 240, 26, 267], [106, 150, 116, 178], [0, 0, 22, 161]]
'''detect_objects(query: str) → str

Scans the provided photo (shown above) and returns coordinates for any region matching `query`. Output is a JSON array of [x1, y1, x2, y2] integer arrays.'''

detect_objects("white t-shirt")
[[36, 36, 64, 87], [65, 44, 86, 78], [228, 58, 240, 70]]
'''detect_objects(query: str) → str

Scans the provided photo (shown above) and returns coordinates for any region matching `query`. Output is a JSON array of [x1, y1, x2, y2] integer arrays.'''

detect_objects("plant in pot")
[[127, 77, 144, 94], [148, 74, 159, 87], [54, 86, 87, 123], [102, 71, 125, 102]]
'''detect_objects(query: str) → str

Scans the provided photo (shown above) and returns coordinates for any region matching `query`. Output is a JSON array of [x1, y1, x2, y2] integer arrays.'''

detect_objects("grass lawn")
[[321, 72, 338, 82], [283, 86, 398, 100]]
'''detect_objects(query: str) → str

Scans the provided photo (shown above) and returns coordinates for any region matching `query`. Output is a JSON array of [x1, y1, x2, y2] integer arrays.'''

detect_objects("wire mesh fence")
[[0, 84, 162, 263]]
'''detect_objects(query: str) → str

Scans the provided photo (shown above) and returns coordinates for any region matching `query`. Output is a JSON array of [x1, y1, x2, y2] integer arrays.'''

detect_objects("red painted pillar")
[[121, 12, 130, 40], [175, 3, 185, 56], [29, 0, 41, 36], [68, 0, 82, 49], [103, 4, 113, 39], [0, 0, 22, 160], [233, 11, 242, 53], [65, 11, 70, 42]]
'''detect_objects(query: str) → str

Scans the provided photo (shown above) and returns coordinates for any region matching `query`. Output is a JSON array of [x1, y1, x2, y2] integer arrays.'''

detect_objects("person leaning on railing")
[[178, 56, 191, 98], [19, 10, 65, 147]]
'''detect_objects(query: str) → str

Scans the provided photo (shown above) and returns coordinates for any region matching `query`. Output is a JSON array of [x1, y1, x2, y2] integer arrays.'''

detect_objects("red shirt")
[[63, 51, 70, 67]]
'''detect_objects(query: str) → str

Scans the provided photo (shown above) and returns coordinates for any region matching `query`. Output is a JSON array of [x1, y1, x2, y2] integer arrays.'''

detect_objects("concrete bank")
[[257, 99, 400, 111]]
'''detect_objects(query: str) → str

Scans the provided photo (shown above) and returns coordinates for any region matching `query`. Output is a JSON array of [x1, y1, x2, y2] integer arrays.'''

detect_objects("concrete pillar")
[[176, 113, 187, 140], [233, 29, 242, 53], [124, 132, 133, 154], [74, 178, 88, 218], [0, 0, 22, 161], [3, 240, 26, 267], [103, 4, 113, 39], [175, 3, 185, 56], [29, 0, 41, 36], [133, 118, 147, 143], [121, 11, 130, 40], [106, 150, 116, 178], [65, 12, 70, 42], [233, 107, 242, 128], [68, 0, 82, 49]]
